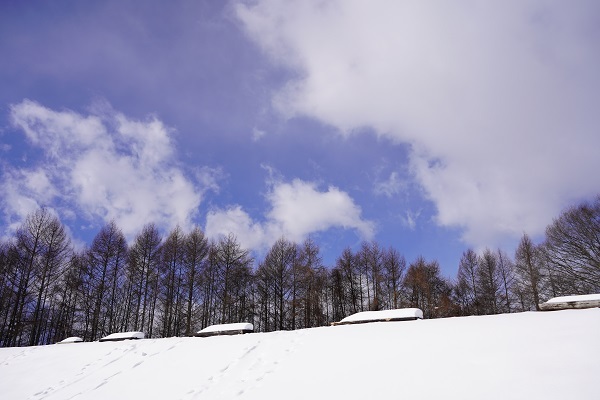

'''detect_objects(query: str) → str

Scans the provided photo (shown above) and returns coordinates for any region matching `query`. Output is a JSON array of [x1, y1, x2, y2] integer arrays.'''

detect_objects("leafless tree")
[[336, 247, 361, 315], [159, 226, 186, 337], [255, 237, 297, 331], [477, 249, 502, 315], [456, 249, 480, 315], [382, 247, 406, 309], [0, 240, 19, 346], [544, 196, 600, 294], [496, 249, 515, 313], [404, 257, 451, 318], [126, 223, 162, 336], [85, 221, 127, 340], [514, 234, 543, 310], [5, 209, 70, 345], [356, 241, 384, 311], [29, 215, 71, 345], [182, 226, 209, 336], [295, 238, 325, 329], [212, 234, 253, 325]]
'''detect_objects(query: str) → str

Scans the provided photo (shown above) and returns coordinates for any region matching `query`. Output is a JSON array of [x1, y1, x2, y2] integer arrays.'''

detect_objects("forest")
[[0, 196, 598, 347]]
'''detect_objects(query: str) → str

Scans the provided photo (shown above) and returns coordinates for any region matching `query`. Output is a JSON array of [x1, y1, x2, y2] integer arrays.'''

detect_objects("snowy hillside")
[[1, 309, 599, 400]]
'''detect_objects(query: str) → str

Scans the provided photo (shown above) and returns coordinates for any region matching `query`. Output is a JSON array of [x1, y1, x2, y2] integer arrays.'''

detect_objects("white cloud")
[[205, 205, 269, 250], [1, 99, 211, 239], [0, 169, 45, 233], [205, 178, 374, 251], [267, 179, 374, 240], [236, 0, 600, 247]]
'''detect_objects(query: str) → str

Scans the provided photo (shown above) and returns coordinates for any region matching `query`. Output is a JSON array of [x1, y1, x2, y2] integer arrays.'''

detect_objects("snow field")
[[0, 308, 599, 400]]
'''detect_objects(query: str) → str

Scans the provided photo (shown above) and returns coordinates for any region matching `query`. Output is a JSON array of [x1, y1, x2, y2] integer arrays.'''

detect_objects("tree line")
[[1, 196, 598, 347]]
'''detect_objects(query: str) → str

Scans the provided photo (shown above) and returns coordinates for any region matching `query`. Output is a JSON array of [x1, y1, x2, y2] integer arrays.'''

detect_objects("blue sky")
[[1, 0, 599, 275]]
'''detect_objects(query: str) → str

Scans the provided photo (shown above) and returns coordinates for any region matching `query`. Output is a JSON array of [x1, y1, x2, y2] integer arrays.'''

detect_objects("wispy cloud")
[[1, 99, 214, 239], [374, 171, 406, 198], [252, 127, 267, 141], [236, 0, 600, 247], [205, 177, 374, 251], [401, 209, 421, 231]]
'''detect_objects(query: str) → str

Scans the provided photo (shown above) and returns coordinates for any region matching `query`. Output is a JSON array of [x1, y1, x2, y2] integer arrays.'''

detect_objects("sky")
[[1, 0, 599, 275], [1, 309, 599, 399]]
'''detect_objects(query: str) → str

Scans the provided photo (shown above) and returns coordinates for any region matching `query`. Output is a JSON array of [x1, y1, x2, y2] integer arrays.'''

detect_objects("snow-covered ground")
[[1, 309, 599, 400]]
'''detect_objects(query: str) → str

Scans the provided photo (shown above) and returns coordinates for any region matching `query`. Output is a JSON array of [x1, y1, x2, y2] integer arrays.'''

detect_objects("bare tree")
[[85, 221, 127, 340], [514, 234, 543, 310], [182, 227, 209, 336], [544, 196, 600, 294], [5, 209, 67, 345], [356, 242, 384, 311], [336, 247, 361, 315], [199, 243, 219, 329], [50, 252, 86, 343], [159, 226, 186, 337], [212, 234, 253, 325], [328, 266, 347, 323], [382, 247, 406, 309], [127, 224, 162, 337], [0, 240, 19, 346], [477, 249, 501, 315], [496, 249, 515, 313], [28, 215, 71, 345], [404, 257, 451, 318], [255, 237, 297, 331], [456, 249, 480, 315], [296, 238, 326, 328]]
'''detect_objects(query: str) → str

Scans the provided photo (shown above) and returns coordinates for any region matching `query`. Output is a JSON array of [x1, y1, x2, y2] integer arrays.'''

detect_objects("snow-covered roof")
[[197, 323, 253, 334], [540, 293, 600, 311], [546, 294, 600, 303], [99, 331, 145, 342], [57, 336, 83, 344], [336, 308, 423, 325]]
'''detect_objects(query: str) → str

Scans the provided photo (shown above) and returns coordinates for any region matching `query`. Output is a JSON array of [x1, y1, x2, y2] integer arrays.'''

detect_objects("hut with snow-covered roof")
[[331, 308, 423, 326], [195, 323, 254, 337], [539, 294, 600, 311], [57, 336, 83, 344], [99, 331, 145, 342]]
